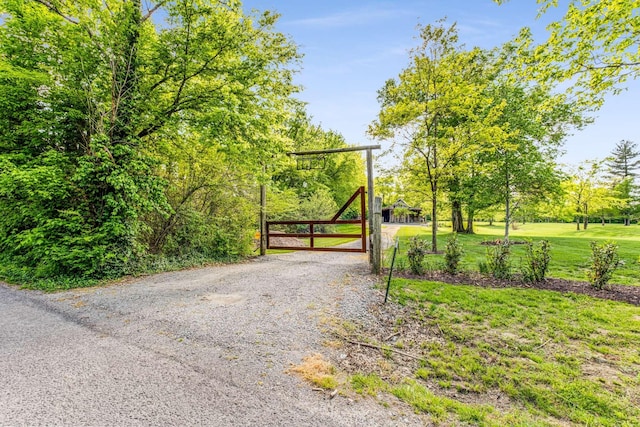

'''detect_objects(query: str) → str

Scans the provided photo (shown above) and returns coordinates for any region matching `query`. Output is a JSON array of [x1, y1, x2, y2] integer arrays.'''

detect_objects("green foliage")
[[407, 236, 430, 275], [607, 140, 640, 226], [370, 19, 581, 244], [297, 188, 338, 232], [607, 140, 640, 179], [391, 223, 640, 285], [368, 20, 476, 252], [0, 144, 162, 279], [499, 0, 640, 106], [443, 233, 463, 275], [522, 240, 551, 283], [0, 0, 302, 286], [588, 241, 621, 289], [477, 260, 489, 275], [274, 109, 366, 220], [486, 242, 512, 279]]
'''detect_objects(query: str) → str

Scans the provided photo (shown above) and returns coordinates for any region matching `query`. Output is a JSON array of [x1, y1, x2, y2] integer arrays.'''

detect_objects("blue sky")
[[242, 0, 639, 167]]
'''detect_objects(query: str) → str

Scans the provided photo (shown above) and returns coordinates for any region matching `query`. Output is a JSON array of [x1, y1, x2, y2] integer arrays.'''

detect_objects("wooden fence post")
[[373, 197, 382, 274]]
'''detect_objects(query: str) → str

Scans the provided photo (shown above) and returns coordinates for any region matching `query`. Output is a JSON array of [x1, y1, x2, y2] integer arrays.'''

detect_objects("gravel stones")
[[1, 249, 423, 426]]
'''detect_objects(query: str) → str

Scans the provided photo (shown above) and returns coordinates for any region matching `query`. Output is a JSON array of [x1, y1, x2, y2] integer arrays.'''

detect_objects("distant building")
[[382, 199, 423, 223]]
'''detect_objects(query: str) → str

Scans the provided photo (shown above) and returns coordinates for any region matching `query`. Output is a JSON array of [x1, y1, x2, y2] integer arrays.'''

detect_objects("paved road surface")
[[0, 247, 422, 426]]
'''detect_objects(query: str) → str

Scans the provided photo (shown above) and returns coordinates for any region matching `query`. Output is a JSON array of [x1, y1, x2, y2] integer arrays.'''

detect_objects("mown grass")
[[348, 279, 640, 426], [389, 222, 640, 285], [307, 223, 365, 248]]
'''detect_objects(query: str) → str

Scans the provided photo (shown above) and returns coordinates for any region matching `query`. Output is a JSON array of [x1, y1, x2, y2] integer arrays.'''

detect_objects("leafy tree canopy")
[[497, 0, 640, 106], [0, 0, 301, 281]]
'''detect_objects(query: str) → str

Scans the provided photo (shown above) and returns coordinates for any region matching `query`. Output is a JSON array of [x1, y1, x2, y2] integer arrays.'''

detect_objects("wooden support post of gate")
[[260, 164, 267, 256], [286, 145, 381, 263], [372, 196, 382, 274], [367, 148, 374, 263]]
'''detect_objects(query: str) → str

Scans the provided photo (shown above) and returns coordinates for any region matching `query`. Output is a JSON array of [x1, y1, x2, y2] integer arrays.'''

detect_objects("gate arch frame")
[[259, 145, 381, 265]]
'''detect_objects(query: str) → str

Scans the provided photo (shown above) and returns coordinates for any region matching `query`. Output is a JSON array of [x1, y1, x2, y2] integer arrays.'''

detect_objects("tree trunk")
[[583, 205, 588, 230], [451, 200, 465, 233], [576, 216, 581, 230], [504, 189, 510, 241], [503, 163, 510, 241], [466, 210, 475, 234], [431, 194, 438, 252]]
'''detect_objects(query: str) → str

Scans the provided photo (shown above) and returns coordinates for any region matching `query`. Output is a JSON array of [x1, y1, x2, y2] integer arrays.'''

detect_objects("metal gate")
[[266, 186, 366, 252]]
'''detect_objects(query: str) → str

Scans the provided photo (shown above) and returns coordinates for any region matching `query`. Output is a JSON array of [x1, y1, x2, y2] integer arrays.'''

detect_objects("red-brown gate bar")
[[266, 186, 366, 252]]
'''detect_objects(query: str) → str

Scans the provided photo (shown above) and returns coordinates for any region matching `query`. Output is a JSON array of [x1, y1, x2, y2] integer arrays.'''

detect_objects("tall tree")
[[607, 140, 640, 179], [607, 140, 640, 226], [482, 81, 573, 240], [564, 160, 611, 230], [368, 21, 491, 251], [0, 0, 299, 279]]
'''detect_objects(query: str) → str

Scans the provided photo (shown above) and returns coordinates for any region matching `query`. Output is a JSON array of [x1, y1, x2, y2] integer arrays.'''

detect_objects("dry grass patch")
[[288, 353, 339, 390]]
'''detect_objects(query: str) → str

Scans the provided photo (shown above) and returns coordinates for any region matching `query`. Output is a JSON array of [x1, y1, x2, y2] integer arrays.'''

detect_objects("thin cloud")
[[285, 5, 415, 29], [306, 44, 410, 76]]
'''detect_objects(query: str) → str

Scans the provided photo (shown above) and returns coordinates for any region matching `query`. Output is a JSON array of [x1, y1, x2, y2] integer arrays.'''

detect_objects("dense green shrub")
[[444, 233, 463, 274], [588, 241, 621, 289], [407, 236, 431, 275], [522, 240, 551, 283], [0, 0, 302, 288], [486, 242, 511, 279]]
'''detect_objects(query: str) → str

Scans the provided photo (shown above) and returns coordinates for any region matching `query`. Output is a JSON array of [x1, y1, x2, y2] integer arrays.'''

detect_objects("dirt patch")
[[201, 293, 246, 305], [392, 270, 640, 306], [268, 231, 307, 248], [480, 239, 528, 245]]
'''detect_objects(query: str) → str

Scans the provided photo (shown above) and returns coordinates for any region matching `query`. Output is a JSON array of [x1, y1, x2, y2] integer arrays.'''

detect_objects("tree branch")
[[32, 0, 105, 55], [33, 0, 79, 24], [339, 335, 426, 362], [141, 0, 169, 23]]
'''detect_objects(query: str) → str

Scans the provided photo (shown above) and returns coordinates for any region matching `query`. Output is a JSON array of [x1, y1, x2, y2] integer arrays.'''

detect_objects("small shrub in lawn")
[[444, 233, 463, 275], [477, 261, 489, 275], [588, 241, 621, 289], [522, 240, 551, 283], [486, 242, 511, 279], [407, 236, 431, 275]]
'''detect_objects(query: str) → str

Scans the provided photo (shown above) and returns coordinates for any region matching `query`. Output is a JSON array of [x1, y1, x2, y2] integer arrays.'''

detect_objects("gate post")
[[367, 148, 374, 263], [260, 165, 267, 256], [372, 196, 382, 274]]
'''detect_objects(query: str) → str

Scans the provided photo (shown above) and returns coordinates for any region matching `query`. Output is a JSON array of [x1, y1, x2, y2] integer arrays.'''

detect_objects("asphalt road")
[[0, 248, 420, 427]]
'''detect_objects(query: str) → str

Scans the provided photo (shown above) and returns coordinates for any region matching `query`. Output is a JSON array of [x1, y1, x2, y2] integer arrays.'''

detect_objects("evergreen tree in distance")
[[606, 140, 640, 226], [607, 140, 640, 179]]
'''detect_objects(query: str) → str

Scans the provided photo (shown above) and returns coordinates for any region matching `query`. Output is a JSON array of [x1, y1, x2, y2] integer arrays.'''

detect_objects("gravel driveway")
[[0, 246, 422, 426]]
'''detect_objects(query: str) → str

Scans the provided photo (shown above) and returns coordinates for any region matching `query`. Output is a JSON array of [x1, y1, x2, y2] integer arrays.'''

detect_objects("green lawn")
[[343, 222, 640, 425], [347, 280, 640, 426], [388, 222, 640, 286]]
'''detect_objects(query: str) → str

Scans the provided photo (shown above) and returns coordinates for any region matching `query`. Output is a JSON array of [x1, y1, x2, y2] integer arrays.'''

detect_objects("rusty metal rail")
[[266, 186, 366, 252]]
